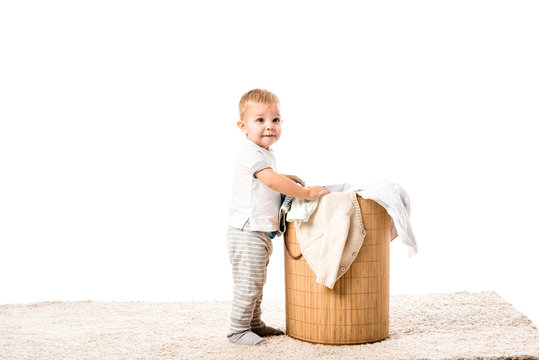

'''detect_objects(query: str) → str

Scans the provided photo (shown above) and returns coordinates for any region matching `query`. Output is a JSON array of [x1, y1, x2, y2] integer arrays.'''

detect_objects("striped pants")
[[227, 222, 273, 336]]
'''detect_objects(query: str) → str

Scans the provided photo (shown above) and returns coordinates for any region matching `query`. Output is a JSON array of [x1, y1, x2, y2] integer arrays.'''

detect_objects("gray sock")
[[228, 330, 266, 345], [251, 325, 285, 337]]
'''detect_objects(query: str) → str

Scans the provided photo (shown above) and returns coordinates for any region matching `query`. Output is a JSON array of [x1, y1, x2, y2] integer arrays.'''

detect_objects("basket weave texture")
[[284, 195, 391, 344]]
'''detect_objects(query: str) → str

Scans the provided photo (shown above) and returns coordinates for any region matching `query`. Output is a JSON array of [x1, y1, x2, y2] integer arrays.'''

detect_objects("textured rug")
[[1, 291, 538, 360]]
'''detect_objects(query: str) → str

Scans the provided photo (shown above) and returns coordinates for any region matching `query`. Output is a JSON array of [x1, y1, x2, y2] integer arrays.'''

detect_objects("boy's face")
[[237, 102, 282, 150]]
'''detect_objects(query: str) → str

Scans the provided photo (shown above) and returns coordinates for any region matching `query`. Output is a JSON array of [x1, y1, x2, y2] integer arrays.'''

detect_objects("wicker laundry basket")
[[284, 195, 391, 345]]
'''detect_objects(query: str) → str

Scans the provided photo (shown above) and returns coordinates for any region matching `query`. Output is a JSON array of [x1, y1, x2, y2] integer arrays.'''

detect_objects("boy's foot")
[[228, 330, 266, 345], [251, 325, 285, 337]]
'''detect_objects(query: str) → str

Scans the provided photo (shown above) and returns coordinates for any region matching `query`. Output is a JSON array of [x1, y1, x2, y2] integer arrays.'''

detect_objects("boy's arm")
[[281, 174, 305, 187], [255, 168, 330, 200]]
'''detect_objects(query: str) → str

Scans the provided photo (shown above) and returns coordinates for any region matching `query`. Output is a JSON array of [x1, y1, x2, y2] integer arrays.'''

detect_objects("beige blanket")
[[295, 192, 366, 288]]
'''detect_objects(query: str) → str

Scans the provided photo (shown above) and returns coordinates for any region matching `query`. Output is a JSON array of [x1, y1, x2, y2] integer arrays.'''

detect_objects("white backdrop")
[[1, 1, 538, 326]]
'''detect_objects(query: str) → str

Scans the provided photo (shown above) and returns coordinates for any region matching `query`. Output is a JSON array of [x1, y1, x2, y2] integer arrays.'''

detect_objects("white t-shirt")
[[229, 138, 282, 232]]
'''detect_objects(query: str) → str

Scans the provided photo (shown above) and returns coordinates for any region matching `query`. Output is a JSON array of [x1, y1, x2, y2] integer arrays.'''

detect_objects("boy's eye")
[[273, 118, 280, 123], [256, 118, 264, 122]]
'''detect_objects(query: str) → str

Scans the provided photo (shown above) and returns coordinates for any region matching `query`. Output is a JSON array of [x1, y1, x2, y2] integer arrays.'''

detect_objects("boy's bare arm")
[[254, 168, 330, 200], [281, 174, 305, 187]]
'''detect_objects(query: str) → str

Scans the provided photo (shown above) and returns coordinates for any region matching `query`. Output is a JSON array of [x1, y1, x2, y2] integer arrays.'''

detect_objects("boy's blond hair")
[[239, 88, 280, 121]]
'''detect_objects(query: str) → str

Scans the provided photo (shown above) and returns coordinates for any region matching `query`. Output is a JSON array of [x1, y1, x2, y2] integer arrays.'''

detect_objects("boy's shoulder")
[[235, 139, 275, 170], [238, 139, 271, 157]]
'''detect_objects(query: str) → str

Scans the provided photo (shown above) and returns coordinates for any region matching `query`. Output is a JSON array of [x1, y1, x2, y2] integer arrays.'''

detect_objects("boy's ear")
[[237, 120, 247, 134]]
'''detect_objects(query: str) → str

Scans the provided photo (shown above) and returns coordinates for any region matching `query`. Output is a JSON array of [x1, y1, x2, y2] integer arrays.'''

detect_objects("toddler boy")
[[227, 88, 330, 345]]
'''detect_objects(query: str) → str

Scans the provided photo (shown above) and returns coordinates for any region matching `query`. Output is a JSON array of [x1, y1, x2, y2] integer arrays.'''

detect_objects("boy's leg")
[[250, 296, 264, 330], [249, 254, 284, 337], [227, 226, 272, 345]]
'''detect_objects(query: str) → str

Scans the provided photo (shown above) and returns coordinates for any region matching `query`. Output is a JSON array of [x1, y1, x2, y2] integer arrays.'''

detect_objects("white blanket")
[[290, 181, 418, 258], [349, 181, 418, 257]]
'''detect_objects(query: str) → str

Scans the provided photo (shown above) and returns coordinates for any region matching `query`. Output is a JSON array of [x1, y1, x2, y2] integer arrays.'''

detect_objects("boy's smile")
[[237, 103, 282, 150]]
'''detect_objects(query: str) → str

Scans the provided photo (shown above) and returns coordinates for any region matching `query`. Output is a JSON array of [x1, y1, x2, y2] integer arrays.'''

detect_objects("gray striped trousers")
[[227, 223, 273, 336]]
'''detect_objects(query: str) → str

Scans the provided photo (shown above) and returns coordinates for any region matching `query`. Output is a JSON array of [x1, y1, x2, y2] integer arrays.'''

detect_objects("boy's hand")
[[306, 186, 331, 200]]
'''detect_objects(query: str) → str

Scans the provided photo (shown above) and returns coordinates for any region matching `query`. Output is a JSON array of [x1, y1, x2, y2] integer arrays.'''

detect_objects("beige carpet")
[[1, 291, 538, 360]]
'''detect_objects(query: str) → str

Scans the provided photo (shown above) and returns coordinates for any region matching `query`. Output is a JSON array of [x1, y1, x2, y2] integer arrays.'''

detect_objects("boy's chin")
[[253, 138, 276, 149], [261, 140, 277, 149]]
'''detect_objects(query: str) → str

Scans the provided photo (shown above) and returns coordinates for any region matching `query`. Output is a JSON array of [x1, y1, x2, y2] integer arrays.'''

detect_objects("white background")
[[1, 1, 538, 327]]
